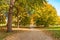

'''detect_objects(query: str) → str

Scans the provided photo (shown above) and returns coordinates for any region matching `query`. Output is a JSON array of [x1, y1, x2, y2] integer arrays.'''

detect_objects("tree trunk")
[[30, 15, 34, 28], [17, 18, 19, 28], [16, 8, 19, 28], [44, 24, 49, 27], [7, 0, 15, 32]]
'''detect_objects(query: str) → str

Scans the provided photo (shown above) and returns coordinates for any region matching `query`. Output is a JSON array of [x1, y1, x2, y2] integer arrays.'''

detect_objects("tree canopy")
[[0, 0, 58, 32]]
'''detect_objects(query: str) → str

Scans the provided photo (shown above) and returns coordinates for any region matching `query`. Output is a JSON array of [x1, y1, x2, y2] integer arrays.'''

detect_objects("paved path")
[[4, 29, 54, 40]]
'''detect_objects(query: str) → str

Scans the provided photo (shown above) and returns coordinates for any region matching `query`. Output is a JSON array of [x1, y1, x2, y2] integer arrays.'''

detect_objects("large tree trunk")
[[7, 0, 15, 32]]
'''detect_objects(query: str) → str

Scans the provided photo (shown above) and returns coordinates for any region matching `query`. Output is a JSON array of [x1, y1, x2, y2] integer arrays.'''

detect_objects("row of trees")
[[0, 0, 57, 32], [34, 3, 57, 27]]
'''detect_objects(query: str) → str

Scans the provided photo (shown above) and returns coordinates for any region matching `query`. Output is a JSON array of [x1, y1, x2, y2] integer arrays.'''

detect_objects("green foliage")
[[0, 0, 9, 24], [34, 4, 57, 27], [48, 30, 60, 40], [0, 13, 6, 24], [12, 0, 47, 26], [0, 0, 58, 28], [20, 16, 30, 26]]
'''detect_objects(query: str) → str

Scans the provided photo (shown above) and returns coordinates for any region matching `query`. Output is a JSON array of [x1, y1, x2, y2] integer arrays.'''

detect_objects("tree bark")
[[7, 0, 15, 32]]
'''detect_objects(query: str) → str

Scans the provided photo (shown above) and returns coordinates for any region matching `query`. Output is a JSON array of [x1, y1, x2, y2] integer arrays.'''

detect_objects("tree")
[[0, 0, 47, 31], [7, 0, 15, 32], [0, 13, 6, 25], [0, 0, 9, 26], [56, 16, 60, 25], [34, 3, 57, 27], [13, 0, 47, 27]]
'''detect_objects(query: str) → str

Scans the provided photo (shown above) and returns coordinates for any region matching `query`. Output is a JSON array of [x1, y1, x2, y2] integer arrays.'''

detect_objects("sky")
[[47, 0, 60, 16]]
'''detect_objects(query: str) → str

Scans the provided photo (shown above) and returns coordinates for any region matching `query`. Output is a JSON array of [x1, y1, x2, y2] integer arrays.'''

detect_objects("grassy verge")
[[37, 27, 60, 40], [0, 31, 11, 40], [0, 30, 15, 40], [0, 29, 23, 40], [43, 27, 60, 30], [36, 27, 60, 30], [46, 30, 60, 40]]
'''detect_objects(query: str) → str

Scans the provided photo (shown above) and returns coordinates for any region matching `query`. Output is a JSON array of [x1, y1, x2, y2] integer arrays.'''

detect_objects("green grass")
[[40, 27, 60, 40], [0, 28, 25, 40], [0, 29, 22, 40], [44, 27, 60, 30], [37, 26, 60, 40], [47, 30, 60, 40], [0, 30, 15, 40], [0, 32, 9, 40], [0, 31, 10, 40]]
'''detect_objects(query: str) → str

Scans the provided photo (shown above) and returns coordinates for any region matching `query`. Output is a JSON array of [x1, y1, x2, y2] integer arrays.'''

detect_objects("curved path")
[[4, 28, 54, 40]]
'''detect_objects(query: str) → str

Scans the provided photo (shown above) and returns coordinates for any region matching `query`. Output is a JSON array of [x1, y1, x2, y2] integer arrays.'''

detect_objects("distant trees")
[[56, 16, 60, 25], [12, 0, 47, 27], [34, 3, 57, 27]]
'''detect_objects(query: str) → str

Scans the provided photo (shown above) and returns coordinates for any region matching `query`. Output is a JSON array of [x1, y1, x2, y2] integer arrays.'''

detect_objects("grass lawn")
[[42, 27, 60, 40], [0, 27, 8, 40], [38, 27, 60, 40], [46, 30, 60, 40], [0, 30, 15, 40], [0, 31, 10, 40], [43, 27, 60, 30], [0, 29, 23, 40]]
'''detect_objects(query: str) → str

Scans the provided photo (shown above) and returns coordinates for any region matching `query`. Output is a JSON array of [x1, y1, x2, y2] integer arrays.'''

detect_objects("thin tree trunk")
[[17, 20, 19, 28], [7, 0, 15, 32], [30, 15, 34, 28], [17, 14, 19, 28], [16, 8, 19, 28]]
